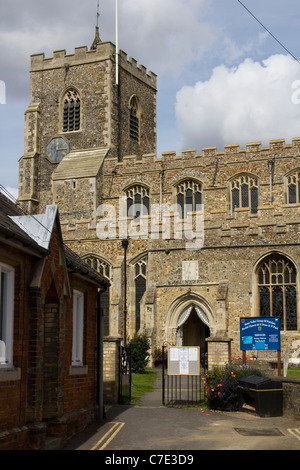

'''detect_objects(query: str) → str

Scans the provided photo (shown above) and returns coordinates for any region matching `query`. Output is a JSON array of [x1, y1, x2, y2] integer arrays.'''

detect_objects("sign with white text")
[[240, 317, 281, 351]]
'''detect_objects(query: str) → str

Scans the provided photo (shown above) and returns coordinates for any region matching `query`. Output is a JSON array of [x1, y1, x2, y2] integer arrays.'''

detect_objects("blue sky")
[[1, 0, 300, 197]]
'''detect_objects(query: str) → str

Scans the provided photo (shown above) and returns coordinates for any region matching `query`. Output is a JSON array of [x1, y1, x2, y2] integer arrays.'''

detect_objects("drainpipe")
[[268, 153, 276, 204], [122, 238, 129, 348]]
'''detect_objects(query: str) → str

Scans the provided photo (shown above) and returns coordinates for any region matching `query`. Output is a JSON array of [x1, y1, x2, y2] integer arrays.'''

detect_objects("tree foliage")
[[127, 333, 150, 374]]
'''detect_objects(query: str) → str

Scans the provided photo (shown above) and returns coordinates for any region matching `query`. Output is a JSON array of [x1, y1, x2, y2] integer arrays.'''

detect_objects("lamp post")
[[122, 238, 129, 348]]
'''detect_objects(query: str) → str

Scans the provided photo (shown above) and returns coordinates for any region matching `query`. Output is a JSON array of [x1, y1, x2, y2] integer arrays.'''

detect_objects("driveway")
[[64, 371, 300, 452]]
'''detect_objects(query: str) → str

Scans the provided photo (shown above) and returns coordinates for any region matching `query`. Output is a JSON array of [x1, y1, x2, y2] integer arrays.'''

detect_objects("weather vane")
[[96, 0, 100, 28], [91, 0, 101, 49]]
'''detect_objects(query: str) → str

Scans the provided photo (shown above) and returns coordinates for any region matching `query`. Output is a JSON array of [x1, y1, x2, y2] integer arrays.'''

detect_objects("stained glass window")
[[258, 255, 297, 331]]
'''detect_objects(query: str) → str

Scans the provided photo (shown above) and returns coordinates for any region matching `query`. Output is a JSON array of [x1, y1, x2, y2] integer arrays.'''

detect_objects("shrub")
[[127, 333, 150, 374], [203, 363, 265, 410]]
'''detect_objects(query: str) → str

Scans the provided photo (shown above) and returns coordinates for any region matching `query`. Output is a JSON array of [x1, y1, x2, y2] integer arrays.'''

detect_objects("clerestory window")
[[63, 89, 81, 132], [176, 180, 202, 218], [287, 171, 300, 204], [231, 175, 258, 214], [127, 185, 150, 220], [135, 259, 147, 333]]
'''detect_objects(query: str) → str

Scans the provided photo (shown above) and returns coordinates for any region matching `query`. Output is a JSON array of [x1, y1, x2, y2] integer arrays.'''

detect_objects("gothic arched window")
[[176, 180, 202, 217], [63, 89, 81, 132], [230, 174, 258, 214], [287, 171, 300, 204], [129, 96, 140, 143], [84, 255, 111, 336], [126, 185, 150, 220], [258, 254, 298, 331], [135, 259, 147, 333]]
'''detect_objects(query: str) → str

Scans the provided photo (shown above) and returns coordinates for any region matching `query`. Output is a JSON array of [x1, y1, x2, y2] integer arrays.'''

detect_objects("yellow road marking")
[[288, 429, 300, 441], [90, 422, 125, 451]]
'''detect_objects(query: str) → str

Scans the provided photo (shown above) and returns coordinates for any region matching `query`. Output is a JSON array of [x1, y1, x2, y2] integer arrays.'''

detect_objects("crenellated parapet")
[[104, 137, 300, 169], [30, 42, 157, 89]]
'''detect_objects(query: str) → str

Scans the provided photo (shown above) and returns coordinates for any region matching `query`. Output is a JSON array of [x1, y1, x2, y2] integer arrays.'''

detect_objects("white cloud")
[[175, 54, 300, 151], [119, 0, 215, 77]]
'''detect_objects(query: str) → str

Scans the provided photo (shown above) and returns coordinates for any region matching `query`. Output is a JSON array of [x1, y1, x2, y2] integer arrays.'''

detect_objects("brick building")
[[0, 193, 109, 449], [17, 28, 300, 369]]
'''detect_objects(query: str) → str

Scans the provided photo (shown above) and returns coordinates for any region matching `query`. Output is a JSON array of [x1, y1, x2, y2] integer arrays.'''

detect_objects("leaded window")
[[135, 259, 147, 333], [127, 185, 150, 220], [287, 171, 300, 204], [176, 180, 202, 217], [63, 89, 81, 132], [231, 175, 258, 214], [258, 255, 298, 331], [84, 256, 111, 336]]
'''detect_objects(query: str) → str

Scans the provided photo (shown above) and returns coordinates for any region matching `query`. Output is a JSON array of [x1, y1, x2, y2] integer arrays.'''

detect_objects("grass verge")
[[287, 368, 300, 378], [131, 368, 158, 404]]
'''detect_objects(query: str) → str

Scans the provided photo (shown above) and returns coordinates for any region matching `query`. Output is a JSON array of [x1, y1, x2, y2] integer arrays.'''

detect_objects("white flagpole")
[[116, 0, 119, 86]]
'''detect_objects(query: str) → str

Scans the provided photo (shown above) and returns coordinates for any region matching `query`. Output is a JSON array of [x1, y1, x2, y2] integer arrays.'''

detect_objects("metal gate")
[[119, 345, 131, 404], [162, 346, 204, 406]]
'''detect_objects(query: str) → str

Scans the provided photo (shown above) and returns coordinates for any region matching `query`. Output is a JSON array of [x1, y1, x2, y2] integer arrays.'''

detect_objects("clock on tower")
[[46, 136, 69, 163]]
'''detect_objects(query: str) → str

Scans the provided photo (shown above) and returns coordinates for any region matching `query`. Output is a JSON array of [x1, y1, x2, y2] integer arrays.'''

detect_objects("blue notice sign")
[[240, 317, 281, 351]]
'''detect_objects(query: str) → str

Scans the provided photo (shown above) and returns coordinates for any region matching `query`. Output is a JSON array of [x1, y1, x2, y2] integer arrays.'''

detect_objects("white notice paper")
[[189, 348, 198, 362], [179, 361, 189, 375], [179, 348, 188, 362], [169, 348, 179, 361]]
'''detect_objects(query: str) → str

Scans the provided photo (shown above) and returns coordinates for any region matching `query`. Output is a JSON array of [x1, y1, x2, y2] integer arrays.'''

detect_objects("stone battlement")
[[105, 137, 300, 168], [30, 41, 157, 87]]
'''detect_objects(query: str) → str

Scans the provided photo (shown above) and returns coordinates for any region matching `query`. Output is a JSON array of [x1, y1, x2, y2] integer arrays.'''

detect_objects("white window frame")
[[72, 290, 84, 366], [0, 263, 15, 368]]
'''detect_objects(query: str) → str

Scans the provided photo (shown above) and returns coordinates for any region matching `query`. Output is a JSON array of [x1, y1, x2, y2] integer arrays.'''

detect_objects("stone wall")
[[280, 377, 300, 420], [103, 337, 121, 404]]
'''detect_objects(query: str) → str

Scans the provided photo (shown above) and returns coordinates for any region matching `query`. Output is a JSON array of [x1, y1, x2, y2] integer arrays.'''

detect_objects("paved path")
[[64, 369, 300, 451]]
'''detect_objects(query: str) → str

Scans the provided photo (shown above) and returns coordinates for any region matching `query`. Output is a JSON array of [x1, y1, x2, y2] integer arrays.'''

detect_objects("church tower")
[[18, 23, 157, 216]]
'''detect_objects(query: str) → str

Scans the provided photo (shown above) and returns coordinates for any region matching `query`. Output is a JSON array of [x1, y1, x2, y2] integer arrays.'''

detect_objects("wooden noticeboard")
[[168, 347, 200, 376]]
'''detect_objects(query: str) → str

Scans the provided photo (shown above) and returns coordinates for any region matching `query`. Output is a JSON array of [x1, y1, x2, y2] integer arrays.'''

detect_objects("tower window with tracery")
[[231, 175, 258, 214], [63, 89, 81, 132], [258, 255, 298, 331], [129, 96, 140, 142]]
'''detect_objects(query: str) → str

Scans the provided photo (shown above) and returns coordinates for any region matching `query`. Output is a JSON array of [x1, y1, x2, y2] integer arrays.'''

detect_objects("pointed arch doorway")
[[176, 304, 210, 355]]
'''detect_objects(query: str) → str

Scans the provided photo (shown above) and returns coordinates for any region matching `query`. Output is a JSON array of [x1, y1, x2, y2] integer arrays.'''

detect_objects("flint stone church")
[[18, 25, 300, 367]]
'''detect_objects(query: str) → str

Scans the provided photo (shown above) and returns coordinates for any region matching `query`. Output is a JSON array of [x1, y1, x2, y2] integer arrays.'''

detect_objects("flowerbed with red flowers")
[[203, 363, 265, 411], [152, 348, 168, 367]]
